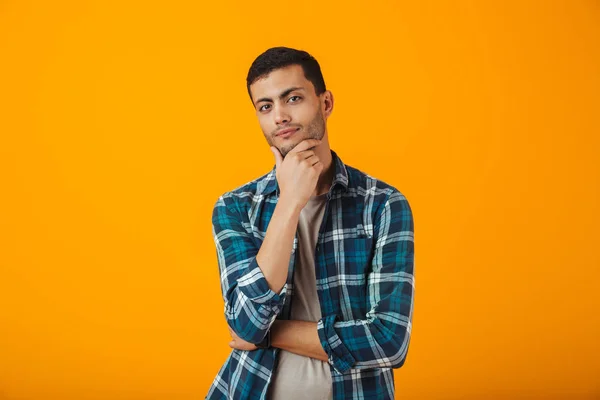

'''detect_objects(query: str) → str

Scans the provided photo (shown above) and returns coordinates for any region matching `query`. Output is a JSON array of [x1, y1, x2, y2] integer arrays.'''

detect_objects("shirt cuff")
[[237, 257, 287, 306], [317, 314, 356, 373]]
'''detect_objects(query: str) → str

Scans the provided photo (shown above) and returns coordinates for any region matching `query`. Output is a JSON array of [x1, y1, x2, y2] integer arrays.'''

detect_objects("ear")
[[322, 90, 334, 118]]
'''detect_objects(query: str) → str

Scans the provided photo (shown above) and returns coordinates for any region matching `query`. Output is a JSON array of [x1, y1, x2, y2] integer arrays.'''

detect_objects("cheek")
[[257, 119, 274, 143], [296, 106, 317, 123], [257, 115, 271, 132]]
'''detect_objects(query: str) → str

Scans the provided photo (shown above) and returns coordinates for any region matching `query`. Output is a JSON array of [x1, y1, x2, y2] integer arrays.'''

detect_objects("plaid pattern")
[[206, 150, 415, 400]]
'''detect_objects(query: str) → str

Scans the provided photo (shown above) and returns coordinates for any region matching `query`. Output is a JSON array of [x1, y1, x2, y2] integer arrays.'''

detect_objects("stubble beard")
[[270, 109, 325, 158]]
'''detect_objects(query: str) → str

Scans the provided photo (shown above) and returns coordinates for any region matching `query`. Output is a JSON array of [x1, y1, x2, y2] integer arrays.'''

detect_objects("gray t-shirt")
[[266, 192, 333, 400]]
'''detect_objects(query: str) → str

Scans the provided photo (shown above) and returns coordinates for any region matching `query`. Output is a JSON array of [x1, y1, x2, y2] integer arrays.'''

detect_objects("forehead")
[[250, 64, 313, 99]]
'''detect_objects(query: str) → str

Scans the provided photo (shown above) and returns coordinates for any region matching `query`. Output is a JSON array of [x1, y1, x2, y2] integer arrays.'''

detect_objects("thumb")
[[270, 146, 283, 169]]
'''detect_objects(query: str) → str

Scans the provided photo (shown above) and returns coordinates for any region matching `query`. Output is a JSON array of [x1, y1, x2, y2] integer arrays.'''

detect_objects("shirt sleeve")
[[212, 194, 287, 344], [316, 190, 415, 373]]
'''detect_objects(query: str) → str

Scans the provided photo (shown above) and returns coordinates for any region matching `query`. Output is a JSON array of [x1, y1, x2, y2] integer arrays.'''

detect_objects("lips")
[[276, 128, 299, 139], [276, 127, 299, 136]]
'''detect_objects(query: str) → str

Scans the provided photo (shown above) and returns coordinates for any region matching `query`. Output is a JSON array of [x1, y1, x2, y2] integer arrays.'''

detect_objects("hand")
[[228, 326, 258, 351], [270, 139, 323, 210]]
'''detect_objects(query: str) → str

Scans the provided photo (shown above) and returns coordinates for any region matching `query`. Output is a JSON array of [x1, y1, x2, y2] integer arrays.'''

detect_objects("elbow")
[[389, 351, 408, 369], [222, 273, 287, 344], [374, 341, 408, 369], [375, 323, 411, 369], [225, 303, 278, 344], [233, 324, 269, 345], [226, 319, 266, 344], [387, 332, 411, 369]]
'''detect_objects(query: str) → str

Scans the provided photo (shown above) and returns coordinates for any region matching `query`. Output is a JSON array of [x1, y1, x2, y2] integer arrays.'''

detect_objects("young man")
[[206, 47, 415, 400]]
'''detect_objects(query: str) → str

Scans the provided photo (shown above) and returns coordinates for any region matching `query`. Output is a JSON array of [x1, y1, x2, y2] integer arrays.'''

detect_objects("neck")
[[313, 144, 334, 197]]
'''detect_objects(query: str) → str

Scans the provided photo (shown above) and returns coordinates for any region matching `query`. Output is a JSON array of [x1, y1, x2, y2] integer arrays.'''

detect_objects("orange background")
[[1, 1, 599, 399]]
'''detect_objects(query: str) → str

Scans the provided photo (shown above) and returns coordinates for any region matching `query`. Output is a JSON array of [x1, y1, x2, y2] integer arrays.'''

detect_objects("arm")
[[316, 190, 415, 373], [264, 191, 415, 373], [270, 320, 328, 362], [213, 139, 324, 345], [212, 194, 301, 344], [228, 319, 329, 362]]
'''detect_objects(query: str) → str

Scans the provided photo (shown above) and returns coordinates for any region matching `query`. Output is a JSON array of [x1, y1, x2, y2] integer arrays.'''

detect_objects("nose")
[[273, 105, 291, 125]]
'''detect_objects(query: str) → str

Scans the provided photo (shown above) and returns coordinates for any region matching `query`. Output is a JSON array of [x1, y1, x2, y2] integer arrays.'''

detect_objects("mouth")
[[276, 127, 300, 139]]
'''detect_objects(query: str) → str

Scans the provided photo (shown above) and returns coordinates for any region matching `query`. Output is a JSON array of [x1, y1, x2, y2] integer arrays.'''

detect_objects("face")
[[249, 64, 331, 158]]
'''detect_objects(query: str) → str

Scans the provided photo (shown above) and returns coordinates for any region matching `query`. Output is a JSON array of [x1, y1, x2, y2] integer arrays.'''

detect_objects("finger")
[[229, 340, 235, 348], [288, 139, 322, 155], [302, 153, 321, 167], [270, 146, 283, 169], [296, 150, 315, 160]]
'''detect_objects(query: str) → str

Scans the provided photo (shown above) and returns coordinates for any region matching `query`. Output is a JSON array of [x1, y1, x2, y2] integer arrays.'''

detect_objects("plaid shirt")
[[206, 150, 415, 400]]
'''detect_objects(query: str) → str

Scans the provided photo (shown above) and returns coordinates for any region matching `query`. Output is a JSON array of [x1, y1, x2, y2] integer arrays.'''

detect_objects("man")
[[206, 47, 415, 400]]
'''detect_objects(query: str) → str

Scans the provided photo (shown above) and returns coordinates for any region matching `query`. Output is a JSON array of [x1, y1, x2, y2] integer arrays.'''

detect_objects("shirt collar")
[[260, 149, 349, 198]]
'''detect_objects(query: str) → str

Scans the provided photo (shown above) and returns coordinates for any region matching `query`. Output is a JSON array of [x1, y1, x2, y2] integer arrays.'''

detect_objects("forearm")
[[213, 194, 304, 344], [317, 312, 410, 373], [255, 195, 302, 293], [271, 320, 328, 362], [312, 190, 414, 373]]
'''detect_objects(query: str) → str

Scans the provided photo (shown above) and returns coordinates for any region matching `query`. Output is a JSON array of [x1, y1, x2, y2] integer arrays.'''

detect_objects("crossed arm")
[[228, 320, 328, 362], [213, 190, 415, 373]]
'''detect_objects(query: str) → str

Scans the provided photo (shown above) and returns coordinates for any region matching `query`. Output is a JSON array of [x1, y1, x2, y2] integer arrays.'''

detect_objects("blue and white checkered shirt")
[[206, 150, 415, 400]]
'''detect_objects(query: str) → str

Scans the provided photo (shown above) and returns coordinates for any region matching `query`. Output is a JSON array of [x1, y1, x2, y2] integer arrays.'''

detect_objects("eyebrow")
[[255, 87, 305, 107]]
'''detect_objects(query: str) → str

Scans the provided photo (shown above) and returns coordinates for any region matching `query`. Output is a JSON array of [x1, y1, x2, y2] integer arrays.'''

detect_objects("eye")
[[259, 104, 271, 112], [288, 95, 301, 103]]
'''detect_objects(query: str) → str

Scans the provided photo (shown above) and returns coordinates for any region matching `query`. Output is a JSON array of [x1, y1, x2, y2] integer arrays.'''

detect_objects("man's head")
[[247, 47, 333, 158]]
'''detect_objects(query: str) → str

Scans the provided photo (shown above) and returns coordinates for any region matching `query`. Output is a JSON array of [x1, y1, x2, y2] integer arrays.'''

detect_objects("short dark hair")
[[246, 46, 327, 102]]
